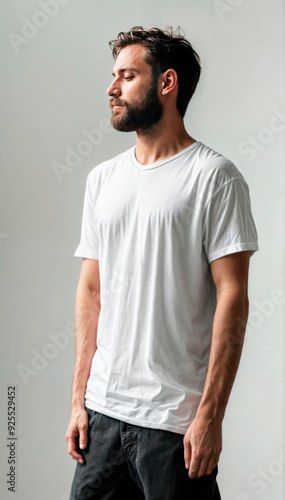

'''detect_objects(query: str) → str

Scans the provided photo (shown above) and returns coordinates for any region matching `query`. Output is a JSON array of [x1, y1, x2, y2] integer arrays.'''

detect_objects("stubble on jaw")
[[109, 76, 163, 136]]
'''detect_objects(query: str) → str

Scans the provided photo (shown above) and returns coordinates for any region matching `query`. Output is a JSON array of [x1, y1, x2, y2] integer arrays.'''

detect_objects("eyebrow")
[[111, 67, 139, 77]]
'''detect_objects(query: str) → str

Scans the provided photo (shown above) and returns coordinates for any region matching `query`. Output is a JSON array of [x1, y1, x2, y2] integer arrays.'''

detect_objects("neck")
[[134, 113, 196, 165]]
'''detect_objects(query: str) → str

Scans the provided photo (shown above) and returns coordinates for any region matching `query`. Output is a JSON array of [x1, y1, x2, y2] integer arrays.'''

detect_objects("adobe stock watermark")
[[51, 118, 113, 182], [235, 441, 285, 499], [88, 449, 125, 489], [17, 321, 75, 386], [238, 107, 285, 162], [213, 0, 244, 21], [222, 288, 285, 353], [7, 0, 71, 55], [245, 288, 284, 339], [100, 269, 134, 306], [16, 268, 131, 386]]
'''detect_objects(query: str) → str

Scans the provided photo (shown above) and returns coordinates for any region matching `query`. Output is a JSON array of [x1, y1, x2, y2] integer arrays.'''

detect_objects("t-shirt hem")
[[207, 242, 259, 264], [85, 401, 186, 435], [74, 249, 99, 259]]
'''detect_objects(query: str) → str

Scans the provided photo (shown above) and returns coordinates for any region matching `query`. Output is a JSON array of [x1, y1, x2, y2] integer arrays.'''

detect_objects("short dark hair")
[[108, 26, 201, 118]]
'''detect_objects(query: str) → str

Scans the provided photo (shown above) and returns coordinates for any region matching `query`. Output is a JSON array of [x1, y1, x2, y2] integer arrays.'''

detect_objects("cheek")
[[124, 82, 146, 100]]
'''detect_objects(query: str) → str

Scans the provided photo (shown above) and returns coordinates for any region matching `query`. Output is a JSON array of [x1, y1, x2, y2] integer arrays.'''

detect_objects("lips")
[[110, 101, 123, 109]]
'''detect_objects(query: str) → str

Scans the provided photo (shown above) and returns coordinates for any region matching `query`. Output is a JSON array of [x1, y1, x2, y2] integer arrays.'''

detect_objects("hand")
[[65, 408, 89, 464], [183, 414, 222, 479]]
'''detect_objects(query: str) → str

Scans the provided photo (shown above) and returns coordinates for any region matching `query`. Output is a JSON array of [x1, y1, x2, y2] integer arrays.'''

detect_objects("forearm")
[[71, 281, 100, 410], [196, 287, 249, 422]]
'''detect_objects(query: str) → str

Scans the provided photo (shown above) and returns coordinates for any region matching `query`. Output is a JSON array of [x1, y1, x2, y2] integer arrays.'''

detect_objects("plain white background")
[[0, 1, 284, 499]]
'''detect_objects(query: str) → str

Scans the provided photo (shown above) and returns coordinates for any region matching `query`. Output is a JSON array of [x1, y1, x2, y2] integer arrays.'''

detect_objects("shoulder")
[[86, 146, 133, 186], [195, 142, 248, 204], [196, 142, 242, 181]]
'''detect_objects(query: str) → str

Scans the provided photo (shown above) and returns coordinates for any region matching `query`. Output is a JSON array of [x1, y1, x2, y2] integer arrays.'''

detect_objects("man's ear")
[[160, 69, 178, 95]]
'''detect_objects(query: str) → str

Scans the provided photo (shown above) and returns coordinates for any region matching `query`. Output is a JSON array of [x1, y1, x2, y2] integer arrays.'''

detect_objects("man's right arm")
[[65, 258, 101, 464]]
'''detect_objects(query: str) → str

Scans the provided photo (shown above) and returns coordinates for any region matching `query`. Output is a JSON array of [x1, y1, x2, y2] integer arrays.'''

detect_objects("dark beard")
[[110, 78, 163, 133]]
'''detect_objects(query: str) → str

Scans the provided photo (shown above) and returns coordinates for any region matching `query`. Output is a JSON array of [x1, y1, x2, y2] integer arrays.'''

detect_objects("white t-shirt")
[[74, 140, 259, 435]]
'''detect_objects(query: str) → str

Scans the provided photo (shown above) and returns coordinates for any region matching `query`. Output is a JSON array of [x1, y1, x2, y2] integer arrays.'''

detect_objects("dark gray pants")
[[69, 407, 221, 500]]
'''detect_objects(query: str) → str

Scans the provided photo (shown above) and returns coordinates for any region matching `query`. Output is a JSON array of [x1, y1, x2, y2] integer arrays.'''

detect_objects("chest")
[[95, 166, 200, 233]]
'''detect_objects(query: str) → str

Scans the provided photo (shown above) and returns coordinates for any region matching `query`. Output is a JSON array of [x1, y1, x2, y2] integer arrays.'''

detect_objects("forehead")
[[112, 44, 152, 75]]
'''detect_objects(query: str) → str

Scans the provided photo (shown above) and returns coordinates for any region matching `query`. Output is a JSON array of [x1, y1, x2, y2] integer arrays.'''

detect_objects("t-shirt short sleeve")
[[74, 172, 99, 260], [202, 176, 259, 264]]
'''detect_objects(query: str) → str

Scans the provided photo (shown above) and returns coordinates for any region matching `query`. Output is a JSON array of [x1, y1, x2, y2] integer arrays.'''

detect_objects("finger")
[[195, 457, 209, 478], [79, 421, 88, 450], [67, 436, 84, 464], [183, 437, 191, 470], [205, 455, 220, 476], [188, 453, 200, 479]]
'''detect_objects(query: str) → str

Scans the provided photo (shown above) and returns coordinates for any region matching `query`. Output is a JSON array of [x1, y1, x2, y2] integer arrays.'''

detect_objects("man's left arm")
[[183, 250, 250, 479]]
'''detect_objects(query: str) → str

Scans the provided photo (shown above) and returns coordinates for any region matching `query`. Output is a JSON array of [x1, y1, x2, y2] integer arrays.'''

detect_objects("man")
[[66, 26, 259, 499]]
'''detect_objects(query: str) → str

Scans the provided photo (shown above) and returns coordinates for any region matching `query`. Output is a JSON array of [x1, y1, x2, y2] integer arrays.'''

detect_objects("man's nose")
[[107, 80, 121, 97]]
